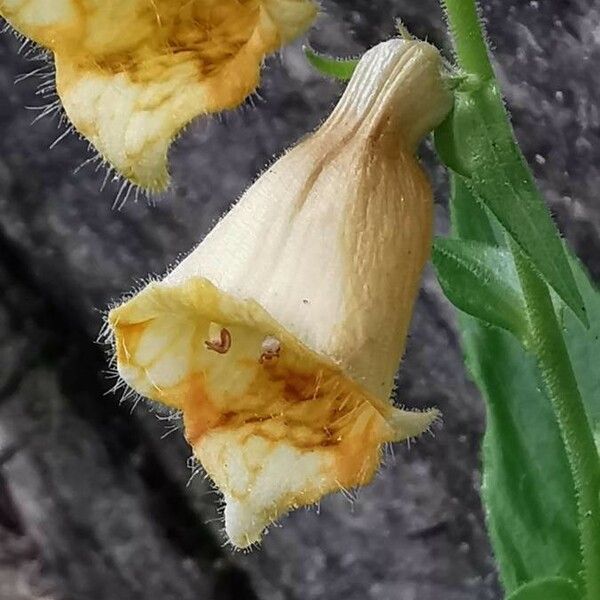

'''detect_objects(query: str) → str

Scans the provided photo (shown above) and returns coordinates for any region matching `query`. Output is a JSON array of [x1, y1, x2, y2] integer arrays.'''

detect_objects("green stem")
[[512, 244, 600, 598], [441, 0, 600, 594], [441, 0, 494, 80]]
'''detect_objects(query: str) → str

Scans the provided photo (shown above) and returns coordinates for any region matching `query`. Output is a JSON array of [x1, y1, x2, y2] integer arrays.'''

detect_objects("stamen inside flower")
[[205, 326, 232, 354], [260, 335, 281, 363]]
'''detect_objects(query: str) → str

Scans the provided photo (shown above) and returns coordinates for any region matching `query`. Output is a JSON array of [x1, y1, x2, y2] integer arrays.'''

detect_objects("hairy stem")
[[441, 0, 493, 81], [512, 245, 600, 598]]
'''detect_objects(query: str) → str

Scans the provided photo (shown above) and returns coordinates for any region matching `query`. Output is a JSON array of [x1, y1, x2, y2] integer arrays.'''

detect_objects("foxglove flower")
[[108, 37, 452, 548], [0, 0, 317, 190]]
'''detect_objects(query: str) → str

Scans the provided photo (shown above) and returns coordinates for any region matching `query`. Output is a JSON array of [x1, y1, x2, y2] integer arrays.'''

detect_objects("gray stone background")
[[0, 1, 598, 599]]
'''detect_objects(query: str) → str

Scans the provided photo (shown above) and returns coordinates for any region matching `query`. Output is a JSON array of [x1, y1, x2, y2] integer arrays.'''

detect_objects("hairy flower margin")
[[0, 0, 317, 190], [108, 37, 452, 548]]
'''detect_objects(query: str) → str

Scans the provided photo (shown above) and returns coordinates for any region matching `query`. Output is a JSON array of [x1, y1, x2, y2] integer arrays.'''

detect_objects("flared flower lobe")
[[110, 278, 435, 547], [109, 37, 452, 547], [0, 0, 317, 190]]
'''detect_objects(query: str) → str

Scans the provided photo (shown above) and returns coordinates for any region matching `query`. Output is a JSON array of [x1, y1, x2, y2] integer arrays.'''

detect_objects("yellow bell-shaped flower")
[[108, 37, 452, 548], [0, 0, 317, 190]]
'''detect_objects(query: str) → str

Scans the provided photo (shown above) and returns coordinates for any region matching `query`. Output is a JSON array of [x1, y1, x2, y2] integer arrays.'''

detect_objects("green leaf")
[[434, 105, 473, 177], [563, 256, 600, 446], [506, 577, 581, 600], [448, 174, 582, 594], [303, 46, 359, 81], [433, 237, 527, 339], [463, 312, 582, 593], [449, 175, 504, 246], [436, 82, 587, 326]]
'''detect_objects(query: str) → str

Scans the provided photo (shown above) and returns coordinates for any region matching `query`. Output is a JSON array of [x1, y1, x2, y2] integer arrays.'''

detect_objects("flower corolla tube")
[[108, 37, 452, 548]]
